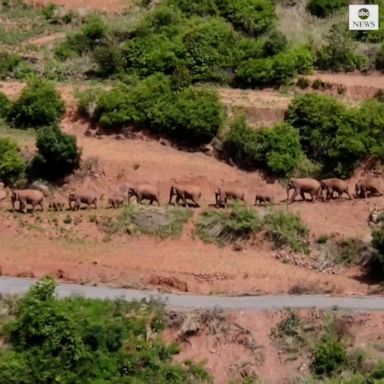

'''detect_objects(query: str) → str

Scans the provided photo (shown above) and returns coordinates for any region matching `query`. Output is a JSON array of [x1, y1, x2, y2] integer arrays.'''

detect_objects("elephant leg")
[[289, 190, 299, 204], [300, 191, 306, 201]]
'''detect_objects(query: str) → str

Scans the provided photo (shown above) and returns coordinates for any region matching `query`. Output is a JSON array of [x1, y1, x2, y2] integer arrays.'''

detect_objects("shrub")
[[7, 79, 65, 129], [223, 115, 303, 177], [263, 210, 309, 253], [311, 320, 348, 376], [316, 24, 366, 72], [0, 277, 209, 383], [196, 204, 262, 246], [0, 52, 22, 80], [376, 43, 384, 71], [93, 42, 123, 77], [371, 228, 384, 274], [181, 17, 236, 82], [217, 0, 276, 36], [261, 29, 288, 56], [159, 86, 223, 145], [0, 137, 26, 185], [307, 0, 347, 18], [31, 126, 80, 180], [0, 92, 9, 117], [167, 0, 219, 16]]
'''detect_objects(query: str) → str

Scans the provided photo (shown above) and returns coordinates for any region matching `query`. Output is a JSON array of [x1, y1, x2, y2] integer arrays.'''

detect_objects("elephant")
[[355, 178, 382, 198], [118, 183, 134, 198], [107, 194, 126, 208], [48, 200, 65, 211], [169, 184, 201, 207], [28, 181, 50, 197], [255, 194, 273, 206], [215, 187, 245, 208], [128, 184, 160, 205], [286, 178, 321, 204], [68, 192, 98, 210], [11, 189, 44, 213], [320, 178, 352, 200]]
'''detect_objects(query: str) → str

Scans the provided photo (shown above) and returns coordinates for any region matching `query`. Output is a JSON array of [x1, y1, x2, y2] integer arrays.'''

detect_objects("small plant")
[[63, 215, 72, 224], [263, 210, 309, 253], [0, 137, 26, 185], [88, 214, 97, 223], [272, 310, 303, 339], [296, 77, 310, 89], [196, 204, 262, 246]]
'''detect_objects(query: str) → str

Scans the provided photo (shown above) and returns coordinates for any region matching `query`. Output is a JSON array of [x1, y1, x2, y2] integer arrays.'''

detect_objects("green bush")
[[217, 0, 276, 36], [196, 204, 262, 246], [223, 115, 303, 177], [263, 210, 309, 253], [31, 126, 80, 180], [93, 42, 123, 77], [316, 24, 366, 72], [0, 277, 209, 384], [307, 0, 347, 18], [7, 79, 65, 129], [312, 321, 348, 376], [235, 48, 313, 87], [0, 52, 22, 80], [0, 92, 9, 117], [94, 75, 222, 146], [376, 43, 384, 71], [167, 0, 219, 16], [285, 93, 364, 177], [371, 228, 384, 274], [0, 137, 26, 186]]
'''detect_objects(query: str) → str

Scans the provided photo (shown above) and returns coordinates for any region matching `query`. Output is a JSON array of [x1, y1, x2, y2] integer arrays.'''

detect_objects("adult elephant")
[[68, 192, 98, 210], [11, 189, 44, 213], [320, 178, 352, 200], [355, 178, 382, 198], [286, 178, 321, 204], [169, 184, 201, 207], [128, 184, 160, 205], [215, 187, 245, 207]]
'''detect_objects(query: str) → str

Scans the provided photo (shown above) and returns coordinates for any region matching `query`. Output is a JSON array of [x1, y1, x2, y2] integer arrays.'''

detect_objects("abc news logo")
[[349, 5, 379, 30]]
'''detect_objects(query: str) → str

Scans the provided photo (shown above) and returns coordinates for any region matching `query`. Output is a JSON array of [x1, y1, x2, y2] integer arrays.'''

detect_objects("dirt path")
[[3, 276, 384, 311]]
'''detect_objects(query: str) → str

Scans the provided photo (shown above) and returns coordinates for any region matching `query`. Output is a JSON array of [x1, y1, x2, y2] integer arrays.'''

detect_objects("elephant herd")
[[2, 176, 383, 213]]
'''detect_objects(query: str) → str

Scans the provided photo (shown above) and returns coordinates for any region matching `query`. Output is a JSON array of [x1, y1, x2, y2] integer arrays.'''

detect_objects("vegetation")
[[286, 94, 384, 178], [31, 126, 80, 181], [7, 79, 65, 129], [307, 0, 347, 18], [223, 115, 304, 177], [100, 205, 193, 240], [0, 137, 26, 185], [196, 205, 309, 252], [0, 93, 10, 117], [0, 277, 210, 383]]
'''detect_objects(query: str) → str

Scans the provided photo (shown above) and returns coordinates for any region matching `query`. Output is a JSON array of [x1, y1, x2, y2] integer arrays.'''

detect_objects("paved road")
[[1, 276, 384, 311]]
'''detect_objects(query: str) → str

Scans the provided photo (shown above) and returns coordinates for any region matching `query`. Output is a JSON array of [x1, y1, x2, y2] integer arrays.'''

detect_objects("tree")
[[0, 138, 26, 185], [7, 79, 65, 129], [31, 126, 80, 180]]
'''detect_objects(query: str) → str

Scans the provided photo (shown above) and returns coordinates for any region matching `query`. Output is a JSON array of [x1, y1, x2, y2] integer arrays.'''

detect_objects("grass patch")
[[195, 205, 309, 252], [100, 205, 192, 239], [263, 210, 309, 254], [0, 119, 36, 147], [195, 204, 262, 246]]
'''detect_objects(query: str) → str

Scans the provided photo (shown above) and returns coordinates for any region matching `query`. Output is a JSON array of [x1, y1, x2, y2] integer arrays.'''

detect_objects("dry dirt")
[[164, 309, 384, 384], [0, 75, 383, 297]]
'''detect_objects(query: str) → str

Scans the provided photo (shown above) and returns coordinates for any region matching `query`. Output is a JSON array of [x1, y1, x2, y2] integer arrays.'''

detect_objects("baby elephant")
[[107, 195, 125, 209], [48, 200, 65, 211], [255, 194, 273, 206]]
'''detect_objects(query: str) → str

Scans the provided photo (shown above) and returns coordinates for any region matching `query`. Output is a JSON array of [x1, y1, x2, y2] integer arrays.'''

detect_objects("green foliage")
[[0, 137, 26, 185], [7, 79, 65, 129], [31, 126, 80, 180], [167, 0, 219, 16], [93, 42, 124, 77], [223, 115, 304, 177], [0, 277, 209, 384], [0, 92, 10, 117], [273, 310, 303, 339], [101, 205, 193, 239], [196, 204, 262, 246], [376, 43, 384, 71], [371, 228, 384, 273], [311, 320, 348, 376], [93, 75, 222, 146], [263, 210, 309, 253], [235, 48, 313, 87], [0, 52, 22, 80], [307, 0, 347, 18], [316, 24, 366, 72], [217, 0, 276, 36]]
